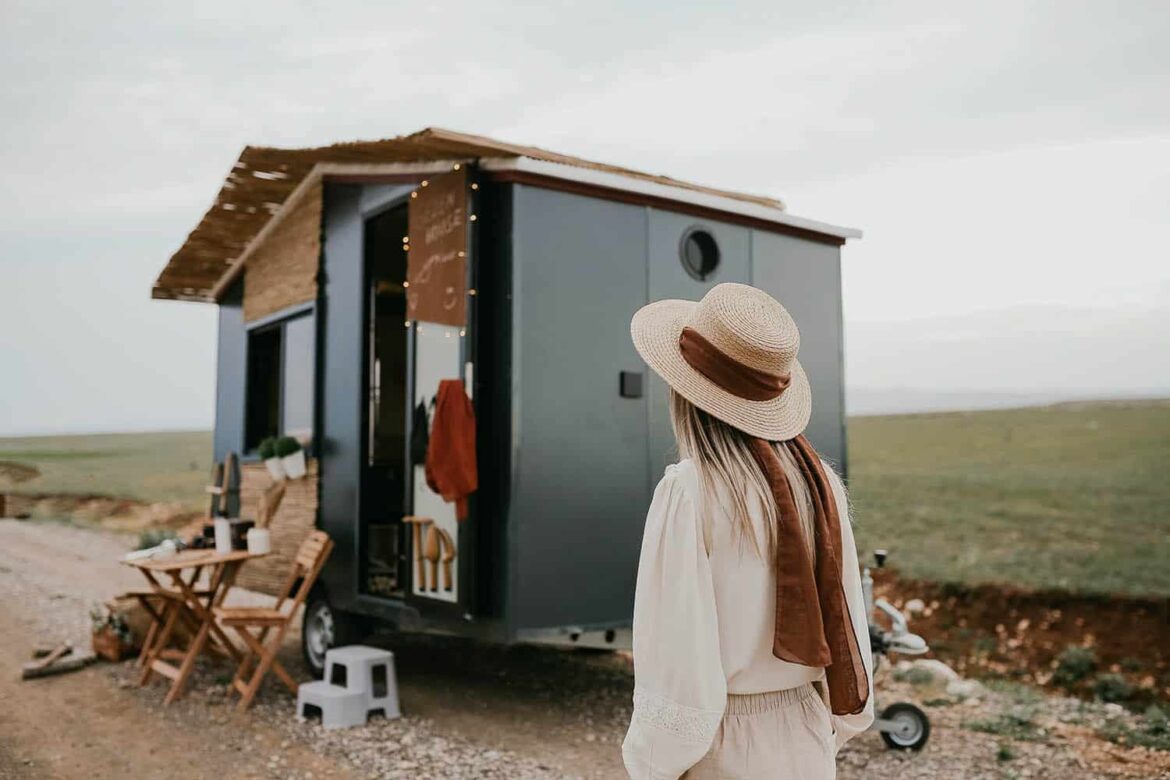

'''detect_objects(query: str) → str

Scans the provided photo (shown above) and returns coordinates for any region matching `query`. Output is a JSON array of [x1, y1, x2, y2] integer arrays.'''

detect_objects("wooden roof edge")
[[206, 158, 478, 301], [206, 164, 328, 302]]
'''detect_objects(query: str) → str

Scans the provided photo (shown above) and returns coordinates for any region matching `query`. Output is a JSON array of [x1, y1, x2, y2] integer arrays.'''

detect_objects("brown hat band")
[[679, 327, 790, 402]]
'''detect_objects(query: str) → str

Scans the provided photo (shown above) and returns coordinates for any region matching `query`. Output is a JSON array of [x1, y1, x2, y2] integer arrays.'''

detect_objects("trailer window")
[[245, 327, 282, 451], [680, 227, 720, 281], [244, 312, 316, 452]]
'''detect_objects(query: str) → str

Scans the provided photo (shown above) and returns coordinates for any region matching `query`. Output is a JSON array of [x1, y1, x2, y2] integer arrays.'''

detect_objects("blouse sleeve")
[[622, 467, 726, 780], [827, 470, 876, 751]]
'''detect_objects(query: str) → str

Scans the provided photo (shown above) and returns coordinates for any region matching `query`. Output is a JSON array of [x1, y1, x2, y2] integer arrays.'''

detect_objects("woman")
[[623, 283, 873, 779]]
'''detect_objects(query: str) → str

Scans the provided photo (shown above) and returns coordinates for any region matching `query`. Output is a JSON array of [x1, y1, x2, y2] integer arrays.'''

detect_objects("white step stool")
[[296, 681, 367, 730], [326, 645, 401, 720]]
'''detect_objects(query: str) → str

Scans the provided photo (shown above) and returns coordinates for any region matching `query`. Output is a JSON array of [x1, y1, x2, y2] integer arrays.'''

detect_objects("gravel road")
[[1, 518, 1167, 779]]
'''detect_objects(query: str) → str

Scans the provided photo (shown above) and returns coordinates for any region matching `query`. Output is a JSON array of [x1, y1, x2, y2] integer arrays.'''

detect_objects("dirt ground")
[[1, 519, 1168, 779]]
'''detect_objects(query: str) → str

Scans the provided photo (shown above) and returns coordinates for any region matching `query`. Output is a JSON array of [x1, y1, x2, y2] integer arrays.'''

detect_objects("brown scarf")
[[680, 327, 869, 716]]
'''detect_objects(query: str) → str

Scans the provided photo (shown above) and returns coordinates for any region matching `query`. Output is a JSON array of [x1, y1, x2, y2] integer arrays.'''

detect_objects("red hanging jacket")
[[424, 379, 477, 520]]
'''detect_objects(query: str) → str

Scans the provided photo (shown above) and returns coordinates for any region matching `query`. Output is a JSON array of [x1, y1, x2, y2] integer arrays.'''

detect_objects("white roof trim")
[[479, 156, 862, 240]]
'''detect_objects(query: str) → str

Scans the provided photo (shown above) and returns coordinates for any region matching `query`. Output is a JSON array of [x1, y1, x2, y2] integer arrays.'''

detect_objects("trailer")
[[152, 128, 860, 675]]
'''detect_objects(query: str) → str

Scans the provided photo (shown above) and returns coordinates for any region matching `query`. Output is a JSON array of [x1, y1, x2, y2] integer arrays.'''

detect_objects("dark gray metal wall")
[[318, 183, 366, 609], [507, 187, 848, 632], [508, 185, 651, 631], [750, 231, 846, 471], [213, 281, 246, 461], [647, 212, 751, 477]]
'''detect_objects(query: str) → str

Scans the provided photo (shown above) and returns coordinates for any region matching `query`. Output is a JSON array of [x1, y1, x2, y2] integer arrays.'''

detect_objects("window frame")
[[243, 305, 315, 455]]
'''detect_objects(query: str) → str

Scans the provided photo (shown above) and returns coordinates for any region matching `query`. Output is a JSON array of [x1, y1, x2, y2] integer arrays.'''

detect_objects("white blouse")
[[622, 459, 874, 779]]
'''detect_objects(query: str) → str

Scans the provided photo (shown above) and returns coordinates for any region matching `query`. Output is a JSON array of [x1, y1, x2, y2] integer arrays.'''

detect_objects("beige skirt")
[[683, 684, 835, 780]]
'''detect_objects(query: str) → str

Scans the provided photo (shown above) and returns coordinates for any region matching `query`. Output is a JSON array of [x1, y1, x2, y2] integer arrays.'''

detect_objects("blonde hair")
[[669, 389, 816, 560]]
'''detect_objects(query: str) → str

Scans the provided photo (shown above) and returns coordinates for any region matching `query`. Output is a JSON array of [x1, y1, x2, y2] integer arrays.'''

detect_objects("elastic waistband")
[[725, 683, 817, 715]]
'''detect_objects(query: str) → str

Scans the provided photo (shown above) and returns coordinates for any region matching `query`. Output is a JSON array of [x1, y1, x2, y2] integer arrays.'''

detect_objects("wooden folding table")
[[123, 548, 266, 704]]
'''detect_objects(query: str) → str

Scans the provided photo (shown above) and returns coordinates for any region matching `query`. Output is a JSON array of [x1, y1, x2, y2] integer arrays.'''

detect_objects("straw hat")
[[630, 282, 811, 441]]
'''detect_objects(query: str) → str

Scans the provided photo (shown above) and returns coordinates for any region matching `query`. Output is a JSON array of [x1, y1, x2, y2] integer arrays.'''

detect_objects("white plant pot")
[[213, 518, 233, 555], [264, 457, 287, 481], [246, 528, 272, 555], [282, 450, 306, 480]]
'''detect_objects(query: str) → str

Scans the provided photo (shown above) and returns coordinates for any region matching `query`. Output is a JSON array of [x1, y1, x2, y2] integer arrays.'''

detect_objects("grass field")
[[0, 430, 212, 511], [2, 399, 1168, 596], [848, 399, 1170, 597]]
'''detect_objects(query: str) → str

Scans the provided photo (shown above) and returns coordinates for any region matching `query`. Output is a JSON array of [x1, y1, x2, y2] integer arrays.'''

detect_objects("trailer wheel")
[[879, 702, 931, 751], [301, 590, 362, 678]]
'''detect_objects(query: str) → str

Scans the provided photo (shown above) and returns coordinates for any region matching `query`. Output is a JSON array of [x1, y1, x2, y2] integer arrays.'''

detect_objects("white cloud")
[[0, 0, 1167, 433]]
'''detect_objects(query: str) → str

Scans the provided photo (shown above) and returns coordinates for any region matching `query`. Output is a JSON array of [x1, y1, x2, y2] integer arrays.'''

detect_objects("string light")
[[468, 288, 477, 296], [459, 329, 466, 337], [470, 183, 479, 191], [411, 191, 418, 199], [457, 251, 465, 258], [469, 214, 477, 222], [421, 180, 429, 188], [453, 163, 461, 171], [403, 281, 410, 288]]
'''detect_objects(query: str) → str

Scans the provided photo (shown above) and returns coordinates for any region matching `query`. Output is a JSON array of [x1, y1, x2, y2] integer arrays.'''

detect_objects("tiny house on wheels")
[[153, 128, 860, 676]]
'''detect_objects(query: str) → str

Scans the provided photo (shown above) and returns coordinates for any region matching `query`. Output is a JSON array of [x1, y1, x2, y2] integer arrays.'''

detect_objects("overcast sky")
[[2, 0, 1168, 434]]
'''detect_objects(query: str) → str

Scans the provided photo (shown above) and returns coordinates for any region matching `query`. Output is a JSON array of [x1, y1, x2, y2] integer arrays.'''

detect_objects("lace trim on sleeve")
[[631, 686, 724, 744]]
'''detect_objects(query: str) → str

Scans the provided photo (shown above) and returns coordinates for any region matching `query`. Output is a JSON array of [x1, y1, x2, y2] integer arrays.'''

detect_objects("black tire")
[[301, 590, 364, 678], [879, 702, 931, 751]]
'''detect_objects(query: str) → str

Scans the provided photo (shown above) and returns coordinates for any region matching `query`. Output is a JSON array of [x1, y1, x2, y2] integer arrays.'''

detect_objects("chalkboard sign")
[[407, 168, 468, 327]]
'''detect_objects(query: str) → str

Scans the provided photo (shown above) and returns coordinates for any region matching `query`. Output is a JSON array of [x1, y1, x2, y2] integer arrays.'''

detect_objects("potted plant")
[[90, 603, 134, 662], [259, 436, 286, 480], [276, 435, 306, 480]]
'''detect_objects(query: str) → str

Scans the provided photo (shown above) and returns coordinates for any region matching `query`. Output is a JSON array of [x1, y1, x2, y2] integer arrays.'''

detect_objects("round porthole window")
[[680, 227, 720, 281]]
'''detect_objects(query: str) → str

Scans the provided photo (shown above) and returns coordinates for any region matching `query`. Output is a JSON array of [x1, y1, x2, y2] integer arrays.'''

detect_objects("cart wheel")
[[879, 703, 930, 751], [301, 590, 363, 678]]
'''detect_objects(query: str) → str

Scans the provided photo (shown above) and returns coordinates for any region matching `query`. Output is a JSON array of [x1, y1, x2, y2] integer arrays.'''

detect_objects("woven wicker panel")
[[242, 179, 322, 322], [235, 460, 319, 597]]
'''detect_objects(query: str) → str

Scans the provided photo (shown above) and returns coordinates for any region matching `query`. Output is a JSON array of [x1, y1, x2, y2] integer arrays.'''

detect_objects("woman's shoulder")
[[650, 458, 701, 507], [660, 457, 699, 489]]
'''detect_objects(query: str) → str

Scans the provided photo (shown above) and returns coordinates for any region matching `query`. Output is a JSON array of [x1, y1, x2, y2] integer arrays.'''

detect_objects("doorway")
[[363, 204, 409, 597]]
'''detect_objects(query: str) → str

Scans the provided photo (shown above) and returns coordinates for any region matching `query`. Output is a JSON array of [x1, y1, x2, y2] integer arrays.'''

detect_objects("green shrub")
[[892, 666, 936, 686], [136, 528, 178, 551], [996, 742, 1016, 762], [965, 710, 1046, 742], [274, 436, 302, 457], [1093, 673, 1134, 703], [1053, 645, 1097, 686], [258, 437, 278, 459], [1097, 705, 1170, 752], [1119, 657, 1143, 673]]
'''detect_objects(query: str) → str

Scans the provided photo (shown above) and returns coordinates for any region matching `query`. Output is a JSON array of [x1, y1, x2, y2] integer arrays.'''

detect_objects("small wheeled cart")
[[864, 550, 932, 751]]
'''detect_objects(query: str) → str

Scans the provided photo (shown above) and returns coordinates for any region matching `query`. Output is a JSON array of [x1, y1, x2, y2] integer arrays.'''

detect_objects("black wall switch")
[[620, 371, 643, 398]]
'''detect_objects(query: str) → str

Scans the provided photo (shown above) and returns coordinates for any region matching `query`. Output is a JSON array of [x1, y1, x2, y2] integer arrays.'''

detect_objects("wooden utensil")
[[402, 516, 433, 590], [436, 527, 456, 592], [257, 481, 286, 529], [206, 461, 224, 517], [423, 526, 441, 592]]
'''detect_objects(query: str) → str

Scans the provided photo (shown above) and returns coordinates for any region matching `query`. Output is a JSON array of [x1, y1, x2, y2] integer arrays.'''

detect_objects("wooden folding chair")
[[214, 530, 334, 710]]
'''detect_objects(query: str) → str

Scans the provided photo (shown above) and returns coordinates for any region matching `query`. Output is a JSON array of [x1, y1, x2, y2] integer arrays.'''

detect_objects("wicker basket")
[[91, 627, 133, 662]]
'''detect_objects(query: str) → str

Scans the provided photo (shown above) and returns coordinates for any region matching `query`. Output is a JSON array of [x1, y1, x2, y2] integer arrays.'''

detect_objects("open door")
[[403, 166, 475, 612], [362, 204, 410, 598]]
